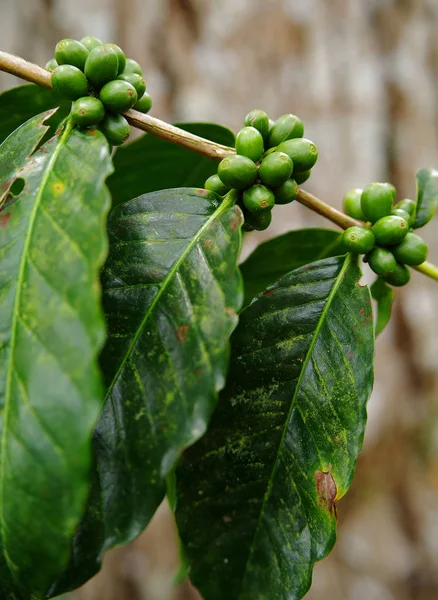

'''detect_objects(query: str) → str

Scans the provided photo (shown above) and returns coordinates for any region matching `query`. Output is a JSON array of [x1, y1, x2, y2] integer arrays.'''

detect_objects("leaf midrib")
[[239, 253, 353, 595], [103, 190, 237, 409], [0, 120, 74, 553]]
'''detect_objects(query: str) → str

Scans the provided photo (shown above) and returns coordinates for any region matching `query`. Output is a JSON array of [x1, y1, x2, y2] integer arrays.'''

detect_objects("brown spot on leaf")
[[223, 515, 232, 523], [0, 212, 11, 228], [261, 289, 275, 297], [360, 307, 365, 316], [176, 325, 190, 343], [230, 216, 240, 231], [197, 189, 209, 197], [315, 468, 337, 518], [225, 307, 237, 319], [203, 239, 214, 250]]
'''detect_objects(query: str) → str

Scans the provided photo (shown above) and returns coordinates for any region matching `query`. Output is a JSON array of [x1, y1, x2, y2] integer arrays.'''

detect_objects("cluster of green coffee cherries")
[[204, 110, 318, 231], [45, 36, 152, 146], [342, 183, 428, 287]]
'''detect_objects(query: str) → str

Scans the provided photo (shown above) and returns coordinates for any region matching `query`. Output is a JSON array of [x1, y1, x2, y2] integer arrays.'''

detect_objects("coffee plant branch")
[[0, 50, 436, 282]]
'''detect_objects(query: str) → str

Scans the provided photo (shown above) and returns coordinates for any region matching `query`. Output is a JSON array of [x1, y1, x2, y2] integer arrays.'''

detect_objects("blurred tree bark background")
[[2, 1, 438, 599]]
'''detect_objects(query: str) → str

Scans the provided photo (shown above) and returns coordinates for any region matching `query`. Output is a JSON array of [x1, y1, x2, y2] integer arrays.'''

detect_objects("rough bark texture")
[[2, 1, 438, 599]]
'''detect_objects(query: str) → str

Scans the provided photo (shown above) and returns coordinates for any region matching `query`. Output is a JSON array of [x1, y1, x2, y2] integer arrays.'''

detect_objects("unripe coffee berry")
[[106, 43, 126, 74], [51, 65, 89, 100], [259, 151, 293, 187], [235, 127, 264, 162], [134, 92, 152, 113], [343, 189, 366, 221], [244, 209, 272, 231], [395, 199, 416, 217], [55, 39, 89, 71], [204, 174, 231, 196], [80, 36, 103, 52], [392, 232, 428, 266], [117, 73, 146, 99], [273, 178, 299, 205], [244, 109, 270, 141], [243, 185, 275, 213], [268, 114, 304, 147], [71, 96, 105, 127], [100, 113, 130, 146], [84, 44, 119, 88], [45, 58, 58, 72], [123, 58, 143, 75], [276, 138, 318, 172], [372, 215, 408, 246], [218, 155, 258, 190], [385, 263, 411, 287], [99, 80, 138, 113], [367, 247, 397, 276], [360, 182, 395, 223], [342, 227, 375, 254], [294, 170, 311, 185]]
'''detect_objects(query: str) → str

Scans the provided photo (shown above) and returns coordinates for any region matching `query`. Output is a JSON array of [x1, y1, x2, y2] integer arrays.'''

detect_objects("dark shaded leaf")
[[371, 278, 395, 336], [176, 255, 374, 600], [58, 188, 244, 589], [0, 84, 69, 145], [0, 120, 112, 597], [414, 168, 438, 229], [240, 228, 344, 306], [107, 123, 235, 206]]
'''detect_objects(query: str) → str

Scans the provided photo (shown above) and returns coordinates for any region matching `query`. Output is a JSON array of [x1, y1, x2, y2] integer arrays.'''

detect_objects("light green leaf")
[[0, 120, 112, 597], [176, 255, 375, 600], [371, 278, 395, 336], [107, 123, 235, 206], [240, 228, 344, 306], [414, 168, 438, 229]]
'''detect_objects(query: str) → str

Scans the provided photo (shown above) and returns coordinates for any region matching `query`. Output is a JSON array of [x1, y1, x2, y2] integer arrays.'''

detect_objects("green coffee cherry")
[[123, 58, 142, 75], [217, 155, 258, 190], [343, 189, 366, 221], [71, 96, 105, 127], [80, 36, 102, 52], [385, 263, 411, 287], [204, 174, 231, 196], [276, 138, 318, 172], [391, 208, 414, 227], [244, 209, 272, 231], [243, 185, 275, 213], [117, 73, 146, 98], [259, 151, 293, 187], [244, 109, 270, 141], [360, 182, 394, 223], [273, 178, 299, 205], [51, 65, 89, 101], [372, 215, 408, 246], [294, 170, 311, 185], [45, 58, 58, 72], [106, 43, 126, 74], [367, 247, 397, 276], [268, 114, 304, 148], [134, 92, 152, 113], [55, 39, 89, 71], [395, 199, 415, 216], [99, 80, 138, 113], [100, 113, 130, 146], [84, 44, 119, 88], [392, 232, 428, 266], [342, 227, 375, 254], [235, 127, 264, 162]]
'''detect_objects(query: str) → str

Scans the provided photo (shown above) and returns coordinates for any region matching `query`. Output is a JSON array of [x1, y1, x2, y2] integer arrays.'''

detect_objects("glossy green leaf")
[[0, 84, 70, 145], [240, 228, 344, 306], [62, 188, 244, 583], [414, 168, 438, 229], [176, 254, 375, 600], [0, 120, 112, 597], [371, 278, 395, 336], [107, 123, 235, 206]]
